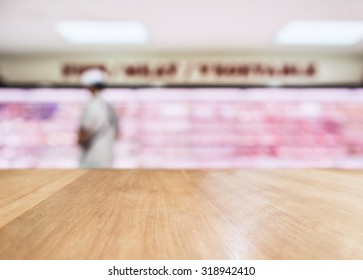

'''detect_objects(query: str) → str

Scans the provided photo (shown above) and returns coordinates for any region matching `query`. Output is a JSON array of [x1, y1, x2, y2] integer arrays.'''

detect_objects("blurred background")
[[0, 0, 362, 169]]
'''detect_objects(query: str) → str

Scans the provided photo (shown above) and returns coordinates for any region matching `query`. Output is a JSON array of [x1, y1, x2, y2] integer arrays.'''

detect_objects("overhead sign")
[[0, 54, 361, 85], [61, 61, 316, 84]]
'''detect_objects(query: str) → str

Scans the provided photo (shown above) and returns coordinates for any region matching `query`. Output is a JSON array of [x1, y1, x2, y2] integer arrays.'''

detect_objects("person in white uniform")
[[78, 69, 119, 168]]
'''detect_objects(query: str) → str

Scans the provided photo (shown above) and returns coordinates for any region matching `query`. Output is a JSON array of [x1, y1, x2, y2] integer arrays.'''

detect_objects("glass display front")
[[1, 87, 363, 168]]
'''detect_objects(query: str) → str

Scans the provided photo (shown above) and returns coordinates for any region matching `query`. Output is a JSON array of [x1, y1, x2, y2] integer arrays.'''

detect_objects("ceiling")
[[0, 0, 363, 55]]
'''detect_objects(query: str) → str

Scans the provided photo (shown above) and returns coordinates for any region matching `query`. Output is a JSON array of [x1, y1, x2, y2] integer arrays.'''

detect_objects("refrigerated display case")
[[0, 87, 363, 168]]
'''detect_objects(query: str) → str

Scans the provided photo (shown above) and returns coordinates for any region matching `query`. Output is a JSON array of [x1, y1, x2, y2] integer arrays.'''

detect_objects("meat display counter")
[[0, 87, 363, 168]]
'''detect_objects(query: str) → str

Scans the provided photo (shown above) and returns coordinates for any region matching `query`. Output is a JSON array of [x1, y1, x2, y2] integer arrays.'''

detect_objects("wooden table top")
[[0, 169, 362, 260]]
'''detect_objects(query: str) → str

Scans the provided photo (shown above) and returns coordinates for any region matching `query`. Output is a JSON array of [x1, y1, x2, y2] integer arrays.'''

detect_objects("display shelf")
[[1, 87, 363, 168]]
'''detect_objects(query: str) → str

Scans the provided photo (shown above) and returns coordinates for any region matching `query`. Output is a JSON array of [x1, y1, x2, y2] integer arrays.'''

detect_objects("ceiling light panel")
[[55, 21, 149, 44], [276, 21, 363, 45]]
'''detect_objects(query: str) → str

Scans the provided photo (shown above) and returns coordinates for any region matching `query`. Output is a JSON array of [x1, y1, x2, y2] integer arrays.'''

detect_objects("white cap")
[[80, 68, 107, 87]]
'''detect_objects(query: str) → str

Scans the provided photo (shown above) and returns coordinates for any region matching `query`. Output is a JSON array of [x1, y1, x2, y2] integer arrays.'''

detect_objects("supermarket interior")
[[1, 0, 363, 260]]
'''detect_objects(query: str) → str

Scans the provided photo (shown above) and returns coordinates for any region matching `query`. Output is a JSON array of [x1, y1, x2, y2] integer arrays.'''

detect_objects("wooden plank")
[[0, 169, 362, 259], [0, 170, 86, 228]]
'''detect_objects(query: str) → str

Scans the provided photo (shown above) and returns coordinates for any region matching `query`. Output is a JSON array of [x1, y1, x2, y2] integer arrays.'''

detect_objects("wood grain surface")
[[0, 169, 362, 259]]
